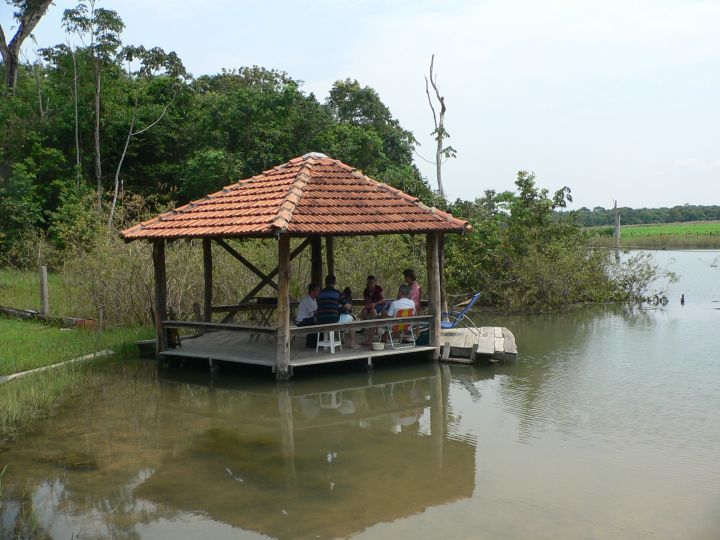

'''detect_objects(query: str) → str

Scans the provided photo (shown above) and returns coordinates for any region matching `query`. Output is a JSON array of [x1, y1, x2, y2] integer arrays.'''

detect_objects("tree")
[[39, 43, 83, 185], [424, 54, 456, 199], [62, 0, 124, 205], [326, 79, 416, 173], [0, 159, 42, 258], [107, 45, 186, 227], [0, 0, 52, 93]]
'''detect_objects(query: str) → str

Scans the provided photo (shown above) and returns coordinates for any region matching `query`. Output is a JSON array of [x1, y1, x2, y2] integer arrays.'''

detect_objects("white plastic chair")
[[316, 330, 343, 353]]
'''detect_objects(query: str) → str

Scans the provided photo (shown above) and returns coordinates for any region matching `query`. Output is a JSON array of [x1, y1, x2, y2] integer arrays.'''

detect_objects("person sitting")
[[384, 284, 416, 319], [296, 283, 320, 325], [339, 287, 353, 316], [360, 275, 385, 319], [380, 284, 416, 343], [317, 275, 357, 347], [296, 283, 320, 347], [316, 275, 342, 324], [401, 268, 422, 313]]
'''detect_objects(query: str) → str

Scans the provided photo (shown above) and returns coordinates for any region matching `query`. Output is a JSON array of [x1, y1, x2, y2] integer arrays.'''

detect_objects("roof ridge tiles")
[[270, 161, 311, 232]]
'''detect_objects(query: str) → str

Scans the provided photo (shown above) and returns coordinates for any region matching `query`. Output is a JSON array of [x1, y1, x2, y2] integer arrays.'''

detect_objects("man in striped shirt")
[[317, 275, 357, 347]]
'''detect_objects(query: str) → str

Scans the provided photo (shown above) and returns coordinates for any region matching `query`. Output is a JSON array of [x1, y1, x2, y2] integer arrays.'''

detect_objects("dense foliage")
[[446, 173, 675, 310], [574, 205, 720, 227]]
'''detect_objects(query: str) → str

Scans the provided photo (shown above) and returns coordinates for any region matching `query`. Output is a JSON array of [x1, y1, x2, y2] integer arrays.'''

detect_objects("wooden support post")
[[426, 232, 441, 359], [152, 239, 168, 356], [203, 238, 213, 322], [192, 302, 204, 334], [311, 234, 323, 285], [276, 234, 291, 380], [39, 265, 49, 316], [438, 234, 448, 317], [325, 236, 335, 277]]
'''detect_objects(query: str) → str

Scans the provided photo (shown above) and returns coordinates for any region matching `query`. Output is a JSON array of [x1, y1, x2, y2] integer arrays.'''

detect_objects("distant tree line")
[[572, 205, 720, 227]]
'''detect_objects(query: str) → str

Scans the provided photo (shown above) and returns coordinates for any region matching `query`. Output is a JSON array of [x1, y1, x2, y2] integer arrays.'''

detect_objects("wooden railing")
[[161, 320, 277, 334], [161, 315, 432, 339]]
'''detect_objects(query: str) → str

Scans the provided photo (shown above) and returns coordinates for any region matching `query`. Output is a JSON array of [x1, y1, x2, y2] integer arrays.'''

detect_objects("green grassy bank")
[[0, 318, 150, 376], [586, 221, 720, 249], [0, 318, 151, 442], [0, 268, 90, 318]]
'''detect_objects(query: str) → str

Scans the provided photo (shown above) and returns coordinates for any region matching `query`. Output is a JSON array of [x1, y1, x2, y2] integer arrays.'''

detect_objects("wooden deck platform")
[[157, 325, 517, 373], [439, 326, 518, 363], [160, 330, 437, 373]]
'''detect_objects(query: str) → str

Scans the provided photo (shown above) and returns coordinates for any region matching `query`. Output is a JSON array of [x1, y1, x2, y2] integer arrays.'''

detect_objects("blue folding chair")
[[441, 292, 481, 335]]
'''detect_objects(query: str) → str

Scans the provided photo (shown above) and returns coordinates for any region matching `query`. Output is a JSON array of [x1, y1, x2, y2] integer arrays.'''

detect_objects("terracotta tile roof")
[[121, 153, 470, 240]]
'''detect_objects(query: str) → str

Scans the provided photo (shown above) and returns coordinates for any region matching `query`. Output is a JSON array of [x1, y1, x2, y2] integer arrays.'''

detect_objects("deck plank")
[[503, 331, 518, 355], [476, 336, 494, 355]]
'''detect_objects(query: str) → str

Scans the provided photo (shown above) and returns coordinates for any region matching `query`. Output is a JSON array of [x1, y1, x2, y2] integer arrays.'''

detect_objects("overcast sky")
[[3, 0, 719, 208]]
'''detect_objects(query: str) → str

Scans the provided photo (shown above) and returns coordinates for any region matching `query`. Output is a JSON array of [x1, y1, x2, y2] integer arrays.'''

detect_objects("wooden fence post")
[[39, 265, 49, 315]]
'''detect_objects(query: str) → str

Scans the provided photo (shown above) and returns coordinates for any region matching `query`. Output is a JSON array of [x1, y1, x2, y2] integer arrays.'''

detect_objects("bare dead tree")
[[424, 54, 456, 200], [108, 98, 172, 228], [107, 46, 184, 228]]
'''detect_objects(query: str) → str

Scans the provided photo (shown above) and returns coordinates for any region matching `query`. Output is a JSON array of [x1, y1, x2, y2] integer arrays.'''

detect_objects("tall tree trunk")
[[435, 133, 444, 199], [94, 63, 102, 205], [3, 53, 19, 94], [32, 64, 45, 121], [71, 48, 81, 186], [0, 1, 53, 94]]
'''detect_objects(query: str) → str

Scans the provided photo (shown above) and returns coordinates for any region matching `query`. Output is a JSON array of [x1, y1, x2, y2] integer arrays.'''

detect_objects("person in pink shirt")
[[402, 268, 422, 313]]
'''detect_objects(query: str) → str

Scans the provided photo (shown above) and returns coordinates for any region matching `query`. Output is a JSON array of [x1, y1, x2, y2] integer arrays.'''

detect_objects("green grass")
[[586, 221, 720, 248], [0, 363, 90, 442], [0, 318, 152, 442], [0, 318, 151, 376], [0, 268, 89, 317], [620, 221, 720, 238]]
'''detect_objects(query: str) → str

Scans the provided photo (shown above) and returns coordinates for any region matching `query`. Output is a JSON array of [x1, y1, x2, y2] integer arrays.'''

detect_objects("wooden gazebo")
[[121, 152, 469, 379]]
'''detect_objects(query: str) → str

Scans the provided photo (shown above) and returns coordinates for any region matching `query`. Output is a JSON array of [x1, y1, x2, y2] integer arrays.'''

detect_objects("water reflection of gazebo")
[[121, 153, 469, 379], [137, 365, 475, 539]]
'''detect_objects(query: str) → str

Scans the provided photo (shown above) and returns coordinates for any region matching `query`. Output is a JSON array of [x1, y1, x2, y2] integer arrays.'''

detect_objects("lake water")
[[1, 250, 719, 539]]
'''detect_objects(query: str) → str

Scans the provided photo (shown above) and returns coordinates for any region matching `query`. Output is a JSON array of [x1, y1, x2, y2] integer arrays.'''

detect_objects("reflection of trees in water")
[[0, 361, 174, 538], [1, 361, 478, 539]]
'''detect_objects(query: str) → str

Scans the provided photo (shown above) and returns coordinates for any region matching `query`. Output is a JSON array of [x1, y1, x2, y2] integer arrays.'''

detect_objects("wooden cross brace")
[[219, 237, 311, 323]]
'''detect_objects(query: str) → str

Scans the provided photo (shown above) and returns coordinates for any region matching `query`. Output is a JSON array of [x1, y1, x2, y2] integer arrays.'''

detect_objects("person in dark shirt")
[[316, 275, 342, 324], [339, 287, 353, 316], [316, 276, 357, 347], [360, 275, 385, 319]]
